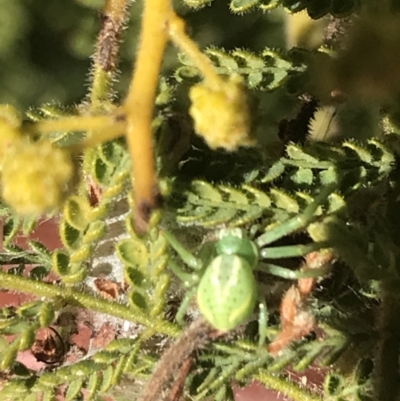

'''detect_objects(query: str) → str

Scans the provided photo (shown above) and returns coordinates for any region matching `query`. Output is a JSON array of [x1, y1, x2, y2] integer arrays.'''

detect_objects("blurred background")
[[0, 0, 286, 110]]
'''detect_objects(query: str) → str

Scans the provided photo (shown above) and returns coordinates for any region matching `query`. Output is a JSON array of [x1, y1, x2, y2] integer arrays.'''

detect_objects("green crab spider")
[[162, 186, 334, 339]]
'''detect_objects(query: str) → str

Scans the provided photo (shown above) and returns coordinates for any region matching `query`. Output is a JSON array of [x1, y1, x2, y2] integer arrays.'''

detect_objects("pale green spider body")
[[163, 185, 334, 334], [163, 228, 259, 331], [197, 229, 258, 331]]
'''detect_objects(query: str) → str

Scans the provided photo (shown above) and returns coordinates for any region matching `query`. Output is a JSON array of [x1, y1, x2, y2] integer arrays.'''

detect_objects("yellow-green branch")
[[0, 271, 179, 338], [123, 0, 173, 232], [255, 371, 322, 401]]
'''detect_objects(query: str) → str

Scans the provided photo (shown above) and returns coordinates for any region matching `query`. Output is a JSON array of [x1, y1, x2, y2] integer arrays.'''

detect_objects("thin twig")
[[90, 0, 130, 108], [165, 356, 194, 401], [140, 318, 219, 401]]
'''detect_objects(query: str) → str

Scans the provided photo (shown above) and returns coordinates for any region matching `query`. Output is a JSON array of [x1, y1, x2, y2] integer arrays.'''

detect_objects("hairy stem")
[[167, 15, 221, 88], [90, 0, 130, 108], [255, 370, 322, 401], [0, 271, 179, 337], [33, 114, 126, 146], [140, 318, 216, 401], [123, 0, 173, 232]]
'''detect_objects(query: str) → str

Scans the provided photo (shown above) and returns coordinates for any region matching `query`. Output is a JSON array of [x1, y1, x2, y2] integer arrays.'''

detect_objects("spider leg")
[[257, 295, 268, 348], [175, 287, 197, 326], [257, 262, 331, 280], [259, 241, 329, 259], [255, 184, 336, 248], [168, 258, 200, 288], [162, 231, 203, 270]]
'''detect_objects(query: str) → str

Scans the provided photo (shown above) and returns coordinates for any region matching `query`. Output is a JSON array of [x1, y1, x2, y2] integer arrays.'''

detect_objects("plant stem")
[[33, 114, 126, 144], [0, 270, 179, 337], [123, 0, 173, 232], [167, 15, 221, 88], [139, 318, 216, 401], [255, 370, 322, 401], [90, 0, 130, 108]]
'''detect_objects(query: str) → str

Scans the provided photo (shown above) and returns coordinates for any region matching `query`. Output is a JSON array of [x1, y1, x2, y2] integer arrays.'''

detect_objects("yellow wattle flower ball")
[[189, 76, 255, 151], [0, 105, 22, 163], [2, 140, 74, 215]]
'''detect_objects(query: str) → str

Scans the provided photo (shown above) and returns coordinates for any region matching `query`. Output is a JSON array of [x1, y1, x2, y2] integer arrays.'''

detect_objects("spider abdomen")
[[197, 254, 257, 331]]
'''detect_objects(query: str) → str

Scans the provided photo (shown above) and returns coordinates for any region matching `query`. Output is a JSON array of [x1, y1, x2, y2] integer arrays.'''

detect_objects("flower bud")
[[2, 141, 74, 215], [189, 76, 255, 151]]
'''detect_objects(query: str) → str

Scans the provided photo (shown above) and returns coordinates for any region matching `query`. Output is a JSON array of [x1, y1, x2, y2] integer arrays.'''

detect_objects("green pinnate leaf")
[[70, 244, 94, 263], [176, 47, 303, 91], [116, 239, 149, 268], [92, 155, 113, 185], [0, 337, 7, 352], [270, 188, 299, 213], [0, 378, 30, 398], [99, 140, 124, 166], [0, 319, 30, 335], [52, 250, 71, 276], [3, 216, 20, 246], [42, 389, 57, 401], [21, 216, 37, 235], [39, 302, 55, 327], [182, 0, 213, 9], [324, 373, 344, 396], [199, 208, 237, 227], [230, 0, 261, 13], [290, 168, 313, 185], [192, 180, 222, 202], [100, 365, 114, 393], [82, 220, 107, 244], [18, 326, 36, 350], [262, 161, 285, 182], [28, 240, 51, 260], [258, 0, 279, 10], [207, 48, 238, 71], [129, 290, 148, 311], [64, 196, 91, 231], [86, 372, 101, 399], [93, 351, 121, 364], [17, 301, 42, 318], [60, 219, 81, 250], [219, 185, 249, 204], [124, 266, 146, 287], [244, 186, 271, 207], [111, 354, 129, 386], [61, 266, 87, 284], [343, 141, 373, 164], [286, 143, 320, 164], [65, 379, 83, 401], [0, 344, 18, 370], [319, 168, 339, 186]]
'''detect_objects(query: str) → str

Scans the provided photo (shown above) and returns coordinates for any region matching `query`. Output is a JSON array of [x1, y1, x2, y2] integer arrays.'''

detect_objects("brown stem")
[[140, 318, 217, 401], [90, 0, 130, 109]]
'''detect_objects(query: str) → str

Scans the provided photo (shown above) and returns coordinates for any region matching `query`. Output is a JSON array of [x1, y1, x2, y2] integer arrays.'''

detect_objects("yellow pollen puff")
[[2, 141, 74, 215], [189, 76, 255, 151]]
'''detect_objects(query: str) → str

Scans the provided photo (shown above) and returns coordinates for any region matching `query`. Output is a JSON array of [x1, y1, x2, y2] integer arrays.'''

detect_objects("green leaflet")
[[176, 47, 306, 92]]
